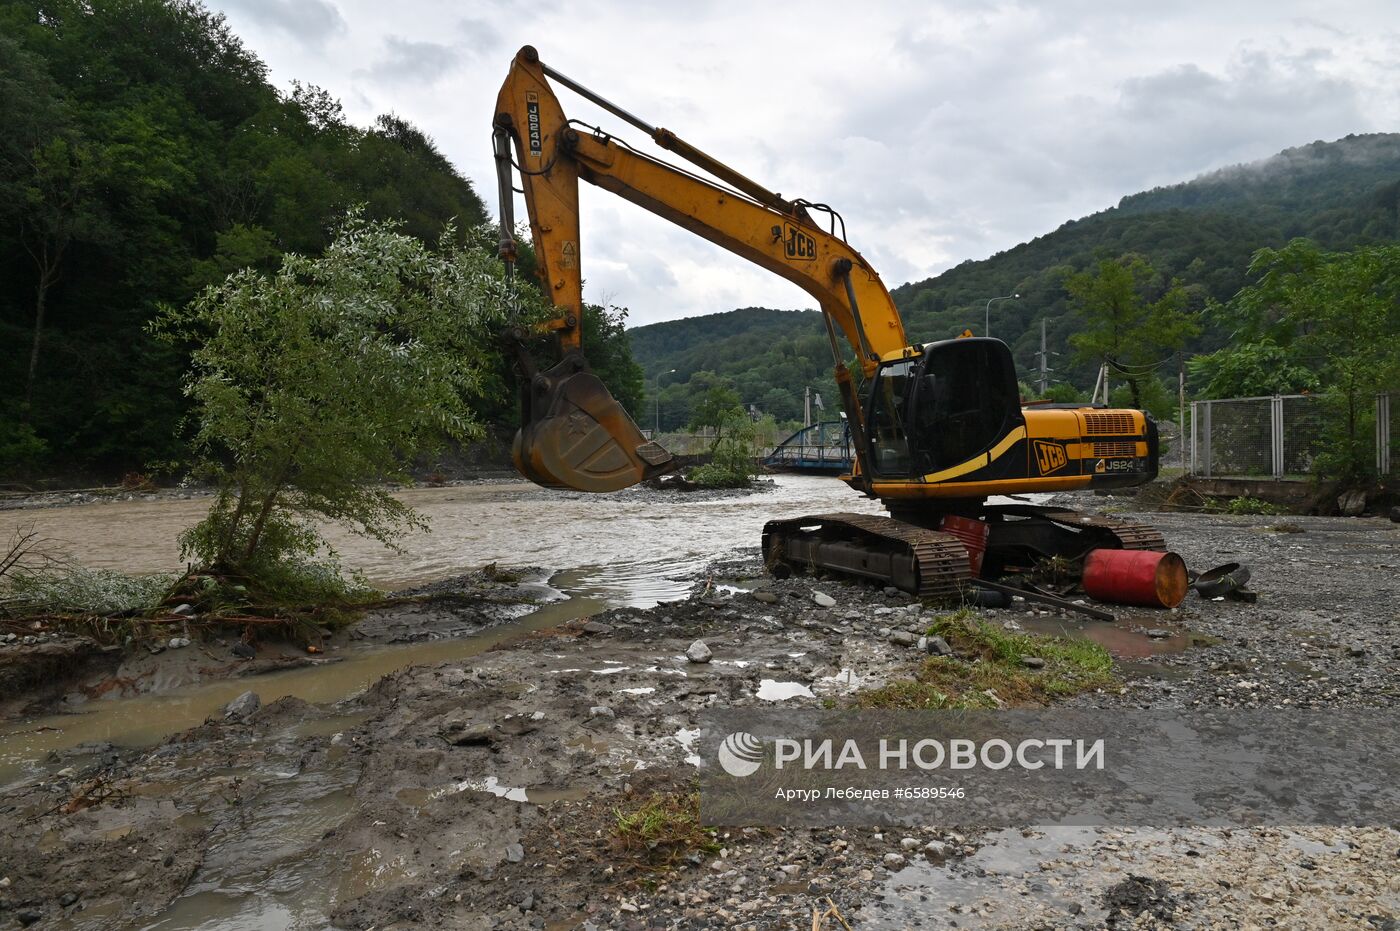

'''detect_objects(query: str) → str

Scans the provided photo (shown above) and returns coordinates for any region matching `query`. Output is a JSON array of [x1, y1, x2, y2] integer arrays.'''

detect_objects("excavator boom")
[[492, 45, 908, 493]]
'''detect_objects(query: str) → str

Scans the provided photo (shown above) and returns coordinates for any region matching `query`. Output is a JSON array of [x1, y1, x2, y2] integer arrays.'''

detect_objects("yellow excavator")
[[493, 46, 1164, 598]]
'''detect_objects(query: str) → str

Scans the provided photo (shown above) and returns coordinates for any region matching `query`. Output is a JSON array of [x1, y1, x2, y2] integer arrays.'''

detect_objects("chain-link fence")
[[1191, 393, 1397, 479], [1190, 397, 1276, 478]]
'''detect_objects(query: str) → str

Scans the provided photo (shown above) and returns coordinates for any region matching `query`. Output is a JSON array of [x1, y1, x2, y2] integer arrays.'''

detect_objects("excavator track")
[[762, 512, 971, 601]]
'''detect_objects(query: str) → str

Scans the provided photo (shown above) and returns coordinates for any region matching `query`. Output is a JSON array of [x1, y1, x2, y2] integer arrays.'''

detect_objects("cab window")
[[910, 341, 1019, 472], [867, 359, 913, 475]]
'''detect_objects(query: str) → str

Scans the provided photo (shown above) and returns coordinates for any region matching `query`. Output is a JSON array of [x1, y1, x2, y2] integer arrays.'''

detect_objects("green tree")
[[1187, 338, 1320, 398], [1064, 254, 1199, 408], [1225, 239, 1400, 479], [688, 384, 743, 447], [689, 410, 758, 488], [580, 303, 646, 419], [152, 213, 540, 588]]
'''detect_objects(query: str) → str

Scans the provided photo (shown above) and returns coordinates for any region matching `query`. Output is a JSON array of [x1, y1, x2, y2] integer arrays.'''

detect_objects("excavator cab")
[[866, 338, 1022, 478]]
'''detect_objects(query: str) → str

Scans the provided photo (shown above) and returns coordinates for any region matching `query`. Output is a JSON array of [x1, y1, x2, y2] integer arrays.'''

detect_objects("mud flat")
[[0, 498, 1396, 929]]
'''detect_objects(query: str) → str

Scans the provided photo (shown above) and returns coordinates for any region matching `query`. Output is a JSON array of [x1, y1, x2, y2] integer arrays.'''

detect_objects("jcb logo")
[[1034, 440, 1068, 475], [783, 223, 816, 261]]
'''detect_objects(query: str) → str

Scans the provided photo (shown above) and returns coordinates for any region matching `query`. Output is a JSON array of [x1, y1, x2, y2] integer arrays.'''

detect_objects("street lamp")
[[653, 369, 676, 436], [984, 292, 1020, 338]]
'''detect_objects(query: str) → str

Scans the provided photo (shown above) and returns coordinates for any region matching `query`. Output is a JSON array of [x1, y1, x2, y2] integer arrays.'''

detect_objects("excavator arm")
[[493, 45, 908, 492]]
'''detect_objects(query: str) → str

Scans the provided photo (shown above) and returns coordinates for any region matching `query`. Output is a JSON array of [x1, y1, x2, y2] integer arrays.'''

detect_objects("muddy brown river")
[[1, 477, 884, 599], [0, 477, 886, 781]]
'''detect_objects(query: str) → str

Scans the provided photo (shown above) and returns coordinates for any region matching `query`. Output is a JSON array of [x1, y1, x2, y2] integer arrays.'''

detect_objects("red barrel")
[[1082, 549, 1188, 608]]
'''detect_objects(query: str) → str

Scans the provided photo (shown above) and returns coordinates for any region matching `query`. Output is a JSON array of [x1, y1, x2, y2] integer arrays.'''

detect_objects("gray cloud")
[[209, 0, 1400, 323], [366, 36, 459, 85], [458, 18, 502, 58], [219, 0, 346, 48]]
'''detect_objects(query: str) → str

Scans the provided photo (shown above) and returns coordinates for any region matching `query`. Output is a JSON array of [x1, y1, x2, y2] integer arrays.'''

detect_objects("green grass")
[[1224, 496, 1284, 516], [855, 608, 1118, 710], [612, 792, 719, 867]]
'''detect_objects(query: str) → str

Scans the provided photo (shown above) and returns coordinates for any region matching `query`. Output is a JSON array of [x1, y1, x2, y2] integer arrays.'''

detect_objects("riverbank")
[[0, 501, 1395, 928]]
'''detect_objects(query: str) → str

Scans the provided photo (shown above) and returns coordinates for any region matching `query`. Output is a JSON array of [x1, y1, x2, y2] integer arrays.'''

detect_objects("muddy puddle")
[[868, 824, 1360, 929], [1016, 611, 1201, 659]]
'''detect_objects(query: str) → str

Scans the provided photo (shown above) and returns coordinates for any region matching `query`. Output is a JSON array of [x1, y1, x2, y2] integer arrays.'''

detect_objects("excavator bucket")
[[513, 355, 675, 492]]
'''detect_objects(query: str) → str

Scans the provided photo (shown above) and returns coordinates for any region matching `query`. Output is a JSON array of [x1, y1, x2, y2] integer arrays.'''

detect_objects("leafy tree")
[[1187, 338, 1320, 398], [580, 303, 646, 419], [1223, 239, 1400, 479], [1063, 254, 1199, 408], [151, 213, 540, 588], [689, 410, 758, 488], [688, 384, 743, 447]]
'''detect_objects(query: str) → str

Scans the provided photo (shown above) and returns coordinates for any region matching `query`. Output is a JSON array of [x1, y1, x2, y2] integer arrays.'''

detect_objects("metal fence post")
[[1270, 395, 1284, 479], [1189, 401, 1197, 475], [1202, 400, 1212, 478], [1379, 393, 1392, 476]]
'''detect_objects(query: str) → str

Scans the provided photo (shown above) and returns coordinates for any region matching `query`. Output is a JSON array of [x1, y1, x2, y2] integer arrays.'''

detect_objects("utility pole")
[[1035, 319, 1051, 395], [804, 386, 812, 427], [1178, 354, 1187, 471]]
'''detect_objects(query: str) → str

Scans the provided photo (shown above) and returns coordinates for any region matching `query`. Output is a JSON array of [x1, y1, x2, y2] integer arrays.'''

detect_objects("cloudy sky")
[[211, 0, 1400, 326]]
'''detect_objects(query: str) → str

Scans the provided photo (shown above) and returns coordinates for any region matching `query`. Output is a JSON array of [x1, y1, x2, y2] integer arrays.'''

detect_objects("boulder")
[[223, 691, 261, 721], [812, 591, 837, 608], [686, 640, 713, 663], [1338, 489, 1367, 517]]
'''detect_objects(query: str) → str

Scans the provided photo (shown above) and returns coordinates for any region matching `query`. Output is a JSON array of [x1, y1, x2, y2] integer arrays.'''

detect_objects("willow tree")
[[153, 212, 540, 594]]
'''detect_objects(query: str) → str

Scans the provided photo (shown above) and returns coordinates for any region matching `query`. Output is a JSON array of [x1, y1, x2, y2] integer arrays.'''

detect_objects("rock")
[[890, 631, 917, 647], [443, 721, 496, 746], [1021, 656, 1046, 669], [231, 642, 256, 659], [925, 635, 954, 656], [17, 910, 42, 927], [588, 705, 615, 719], [686, 640, 713, 663], [0, 876, 9, 887], [223, 690, 261, 721], [1347, 642, 1367, 657], [580, 621, 613, 635], [1338, 489, 1367, 517], [1145, 629, 1171, 639], [812, 591, 837, 608], [883, 586, 900, 596], [1391, 505, 1400, 523], [924, 840, 950, 860], [59, 892, 78, 908], [505, 842, 525, 863], [899, 837, 920, 851], [882, 853, 906, 869], [172, 603, 195, 616], [751, 591, 780, 604], [168, 637, 190, 649]]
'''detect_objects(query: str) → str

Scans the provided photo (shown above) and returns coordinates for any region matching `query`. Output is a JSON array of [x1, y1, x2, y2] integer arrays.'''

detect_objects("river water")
[[0, 476, 884, 602], [0, 476, 885, 780]]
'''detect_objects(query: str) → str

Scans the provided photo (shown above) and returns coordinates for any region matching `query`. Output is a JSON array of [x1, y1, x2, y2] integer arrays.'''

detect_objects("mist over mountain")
[[630, 132, 1400, 421]]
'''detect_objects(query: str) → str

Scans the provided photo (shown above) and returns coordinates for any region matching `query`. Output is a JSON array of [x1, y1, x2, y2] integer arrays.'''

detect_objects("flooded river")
[[0, 476, 884, 602], [0, 476, 884, 780]]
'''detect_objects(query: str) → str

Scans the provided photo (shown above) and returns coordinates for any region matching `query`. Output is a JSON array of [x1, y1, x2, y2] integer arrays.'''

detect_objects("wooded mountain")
[[630, 132, 1400, 425], [0, 0, 490, 479]]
